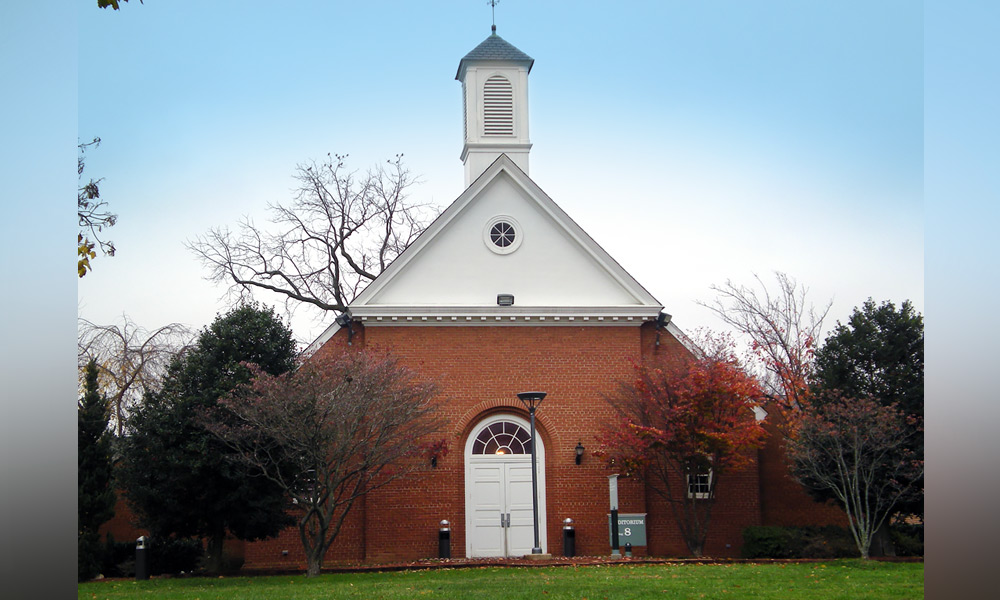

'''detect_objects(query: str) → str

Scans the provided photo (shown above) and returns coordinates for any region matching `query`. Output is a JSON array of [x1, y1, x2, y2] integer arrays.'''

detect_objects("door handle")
[[500, 512, 506, 528], [506, 513, 511, 528]]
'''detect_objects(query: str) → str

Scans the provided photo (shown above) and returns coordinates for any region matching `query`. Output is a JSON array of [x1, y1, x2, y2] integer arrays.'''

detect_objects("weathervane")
[[488, 0, 499, 33]]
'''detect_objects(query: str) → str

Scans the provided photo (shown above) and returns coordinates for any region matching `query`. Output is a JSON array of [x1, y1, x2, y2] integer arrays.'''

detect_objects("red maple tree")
[[596, 334, 768, 556]]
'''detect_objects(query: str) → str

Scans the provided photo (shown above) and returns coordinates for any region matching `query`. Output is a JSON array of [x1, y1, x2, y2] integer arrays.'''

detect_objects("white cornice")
[[460, 142, 533, 162], [352, 306, 660, 326]]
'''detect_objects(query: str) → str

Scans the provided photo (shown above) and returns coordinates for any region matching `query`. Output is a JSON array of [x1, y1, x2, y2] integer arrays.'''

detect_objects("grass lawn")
[[78, 560, 923, 599]]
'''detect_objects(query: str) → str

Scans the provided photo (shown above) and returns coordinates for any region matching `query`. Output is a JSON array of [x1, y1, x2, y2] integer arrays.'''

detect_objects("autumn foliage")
[[701, 272, 831, 427], [596, 334, 767, 556]]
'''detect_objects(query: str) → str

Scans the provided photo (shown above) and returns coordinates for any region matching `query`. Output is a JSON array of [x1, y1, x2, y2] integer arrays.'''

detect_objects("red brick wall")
[[98, 493, 148, 544], [245, 322, 657, 566], [237, 322, 840, 569], [360, 323, 645, 562], [757, 422, 847, 527], [642, 460, 762, 558]]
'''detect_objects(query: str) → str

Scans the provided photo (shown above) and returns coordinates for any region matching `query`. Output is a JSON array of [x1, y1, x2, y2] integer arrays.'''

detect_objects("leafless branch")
[[188, 154, 436, 317], [78, 315, 195, 436], [699, 271, 831, 412]]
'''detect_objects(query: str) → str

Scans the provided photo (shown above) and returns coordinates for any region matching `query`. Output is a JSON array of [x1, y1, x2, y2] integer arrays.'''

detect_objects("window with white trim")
[[686, 470, 713, 499], [483, 215, 523, 254]]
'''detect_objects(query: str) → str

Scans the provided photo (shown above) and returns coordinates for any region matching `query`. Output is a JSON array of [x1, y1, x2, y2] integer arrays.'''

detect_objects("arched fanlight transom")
[[472, 420, 532, 455]]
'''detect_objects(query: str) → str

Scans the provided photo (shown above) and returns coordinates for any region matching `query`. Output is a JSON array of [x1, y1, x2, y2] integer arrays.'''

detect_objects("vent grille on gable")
[[483, 75, 514, 136]]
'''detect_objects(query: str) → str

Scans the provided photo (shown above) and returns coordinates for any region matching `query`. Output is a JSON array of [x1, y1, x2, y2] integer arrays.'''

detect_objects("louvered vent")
[[483, 75, 514, 136]]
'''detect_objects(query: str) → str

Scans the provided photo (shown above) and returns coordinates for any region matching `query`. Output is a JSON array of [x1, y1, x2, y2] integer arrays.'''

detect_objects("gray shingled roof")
[[456, 32, 534, 80]]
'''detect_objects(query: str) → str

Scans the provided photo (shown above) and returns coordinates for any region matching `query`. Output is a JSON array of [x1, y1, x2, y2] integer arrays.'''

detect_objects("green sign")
[[608, 513, 647, 546]]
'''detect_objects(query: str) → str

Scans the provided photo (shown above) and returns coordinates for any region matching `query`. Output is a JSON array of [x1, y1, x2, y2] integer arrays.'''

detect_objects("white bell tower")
[[456, 27, 534, 188]]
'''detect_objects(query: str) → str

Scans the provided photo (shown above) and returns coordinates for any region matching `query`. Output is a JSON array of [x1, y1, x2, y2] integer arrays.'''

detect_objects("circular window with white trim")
[[483, 215, 523, 255]]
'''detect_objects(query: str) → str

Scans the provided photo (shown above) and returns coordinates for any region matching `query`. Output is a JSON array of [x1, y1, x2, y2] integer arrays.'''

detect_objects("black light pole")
[[517, 391, 546, 555]]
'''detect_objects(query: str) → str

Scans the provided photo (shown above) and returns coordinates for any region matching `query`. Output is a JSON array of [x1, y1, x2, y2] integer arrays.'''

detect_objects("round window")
[[490, 221, 516, 248], [483, 215, 523, 254]]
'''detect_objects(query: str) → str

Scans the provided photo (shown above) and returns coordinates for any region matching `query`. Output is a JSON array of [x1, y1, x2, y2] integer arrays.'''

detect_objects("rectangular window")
[[686, 471, 713, 499]]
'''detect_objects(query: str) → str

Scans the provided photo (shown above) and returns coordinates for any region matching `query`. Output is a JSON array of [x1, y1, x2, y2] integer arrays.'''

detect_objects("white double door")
[[467, 458, 546, 557]]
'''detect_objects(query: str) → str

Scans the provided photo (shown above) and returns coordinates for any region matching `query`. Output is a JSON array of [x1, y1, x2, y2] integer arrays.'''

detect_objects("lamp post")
[[517, 391, 546, 555]]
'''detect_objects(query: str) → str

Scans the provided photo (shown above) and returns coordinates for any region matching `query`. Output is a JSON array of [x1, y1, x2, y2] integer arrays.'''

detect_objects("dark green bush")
[[741, 526, 805, 558], [101, 536, 135, 578], [742, 525, 858, 559], [800, 526, 857, 558], [100, 535, 204, 576], [79, 530, 105, 581], [151, 537, 204, 575], [889, 522, 923, 557]]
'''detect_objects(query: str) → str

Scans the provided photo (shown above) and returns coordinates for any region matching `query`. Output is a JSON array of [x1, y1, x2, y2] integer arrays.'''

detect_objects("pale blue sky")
[[76, 1, 923, 347]]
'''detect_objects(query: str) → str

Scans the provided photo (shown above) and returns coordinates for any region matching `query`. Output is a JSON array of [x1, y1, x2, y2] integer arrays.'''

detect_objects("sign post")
[[608, 474, 620, 557]]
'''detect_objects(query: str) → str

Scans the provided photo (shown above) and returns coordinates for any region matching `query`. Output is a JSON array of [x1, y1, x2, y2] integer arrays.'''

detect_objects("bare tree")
[[78, 315, 194, 436], [699, 272, 831, 416], [204, 351, 443, 577], [188, 154, 435, 317], [786, 393, 923, 559]]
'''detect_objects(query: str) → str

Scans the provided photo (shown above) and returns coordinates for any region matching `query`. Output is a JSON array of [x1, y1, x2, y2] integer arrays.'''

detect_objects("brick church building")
[[104, 29, 845, 570]]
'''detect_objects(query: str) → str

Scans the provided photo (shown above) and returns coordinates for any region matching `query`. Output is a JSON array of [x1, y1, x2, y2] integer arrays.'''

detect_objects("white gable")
[[348, 155, 662, 325]]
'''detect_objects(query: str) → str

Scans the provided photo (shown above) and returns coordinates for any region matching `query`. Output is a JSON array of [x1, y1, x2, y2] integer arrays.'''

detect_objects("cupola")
[[456, 27, 534, 187]]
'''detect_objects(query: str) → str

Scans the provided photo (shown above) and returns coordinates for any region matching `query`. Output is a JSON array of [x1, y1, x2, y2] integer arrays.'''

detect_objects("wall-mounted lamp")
[[497, 293, 515, 306], [575, 441, 585, 465], [335, 311, 354, 345], [654, 311, 672, 348]]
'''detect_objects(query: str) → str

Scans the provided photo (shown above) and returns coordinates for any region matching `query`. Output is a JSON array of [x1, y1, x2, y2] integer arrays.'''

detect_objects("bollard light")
[[562, 518, 576, 557], [438, 519, 451, 559]]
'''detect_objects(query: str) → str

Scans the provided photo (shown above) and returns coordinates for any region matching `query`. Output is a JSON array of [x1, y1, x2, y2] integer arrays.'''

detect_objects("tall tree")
[[189, 154, 435, 316], [786, 393, 923, 559], [78, 360, 116, 581], [811, 298, 924, 520], [205, 351, 442, 577], [700, 272, 831, 422], [78, 315, 194, 437], [117, 304, 298, 573], [596, 334, 767, 557], [78, 137, 117, 277], [813, 299, 923, 419]]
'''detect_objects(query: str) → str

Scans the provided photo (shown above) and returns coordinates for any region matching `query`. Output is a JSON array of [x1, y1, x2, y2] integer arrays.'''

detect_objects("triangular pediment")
[[347, 155, 661, 325]]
